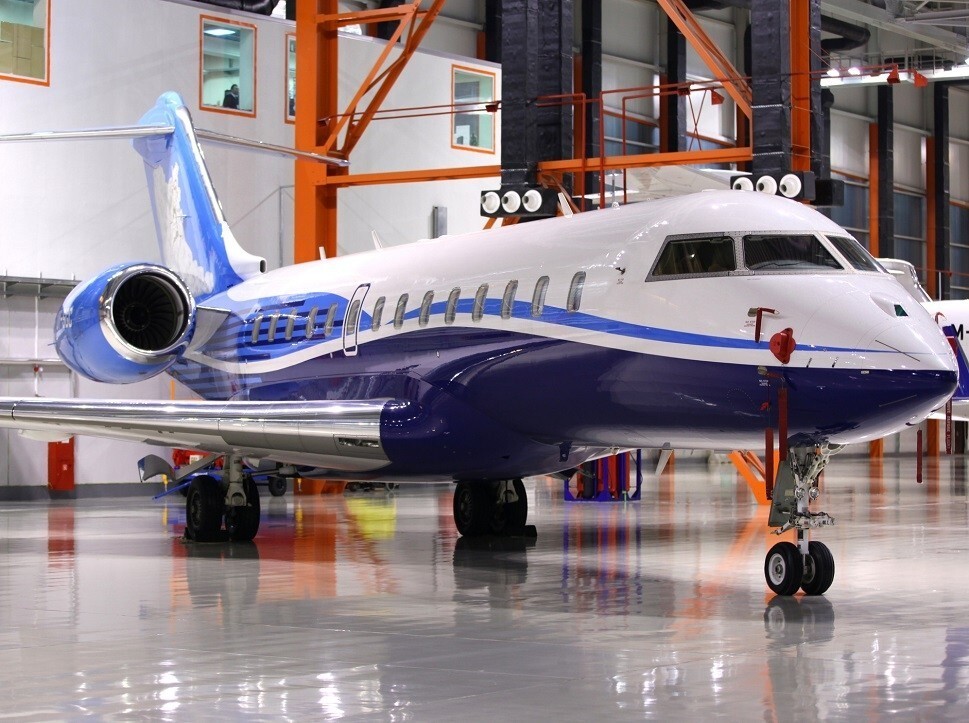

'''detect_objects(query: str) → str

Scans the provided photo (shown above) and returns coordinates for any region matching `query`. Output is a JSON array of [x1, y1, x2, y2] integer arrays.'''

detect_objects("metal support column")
[[661, 17, 686, 153], [932, 83, 951, 300], [581, 0, 602, 196], [876, 85, 895, 260], [500, 0, 574, 189], [749, 0, 791, 179]]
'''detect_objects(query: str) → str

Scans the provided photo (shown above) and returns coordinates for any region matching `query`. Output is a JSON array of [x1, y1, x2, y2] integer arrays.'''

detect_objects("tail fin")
[[132, 92, 266, 301]]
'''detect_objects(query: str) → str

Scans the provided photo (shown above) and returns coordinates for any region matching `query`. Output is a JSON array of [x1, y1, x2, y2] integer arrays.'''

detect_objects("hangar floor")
[[2, 455, 969, 719]]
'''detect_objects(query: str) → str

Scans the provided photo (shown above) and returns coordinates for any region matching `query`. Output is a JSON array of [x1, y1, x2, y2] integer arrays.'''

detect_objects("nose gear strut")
[[764, 444, 837, 596]]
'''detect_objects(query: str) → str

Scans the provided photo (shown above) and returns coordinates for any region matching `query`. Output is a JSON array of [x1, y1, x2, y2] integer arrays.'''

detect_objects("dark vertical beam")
[[877, 85, 895, 260], [807, 0, 826, 180], [500, 0, 573, 188], [581, 0, 602, 196], [376, 1, 407, 42], [750, 0, 791, 177], [660, 18, 686, 153], [286, 0, 296, 21], [934, 83, 951, 299], [484, 0, 501, 63]]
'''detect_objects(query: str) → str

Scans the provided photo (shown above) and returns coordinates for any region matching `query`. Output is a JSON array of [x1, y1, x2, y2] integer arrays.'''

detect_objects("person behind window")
[[223, 84, 240, 109]]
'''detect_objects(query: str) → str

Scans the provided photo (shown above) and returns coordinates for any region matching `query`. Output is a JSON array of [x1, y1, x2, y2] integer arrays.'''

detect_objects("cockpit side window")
[[826, 235, 881, 272], [650, 237, 737, 277], [743, 234, 842, 271]]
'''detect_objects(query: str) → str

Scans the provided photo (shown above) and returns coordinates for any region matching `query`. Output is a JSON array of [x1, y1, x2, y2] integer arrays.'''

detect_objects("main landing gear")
[[764, 445, 837, 596], [184, 455, 261, 543], [453, 480, 529, 537]]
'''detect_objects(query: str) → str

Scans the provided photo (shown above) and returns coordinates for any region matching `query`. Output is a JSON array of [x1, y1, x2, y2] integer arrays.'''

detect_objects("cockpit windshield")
[[743, 234, 842, 271], [826, 235, 882, 272]]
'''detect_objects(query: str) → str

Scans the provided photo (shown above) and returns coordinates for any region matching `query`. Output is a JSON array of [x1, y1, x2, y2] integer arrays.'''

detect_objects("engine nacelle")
[[55, 263, 196, 383]]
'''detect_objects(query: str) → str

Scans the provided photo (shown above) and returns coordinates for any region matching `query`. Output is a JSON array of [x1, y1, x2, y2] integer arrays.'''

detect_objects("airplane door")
[[342, 284, 370, 356]]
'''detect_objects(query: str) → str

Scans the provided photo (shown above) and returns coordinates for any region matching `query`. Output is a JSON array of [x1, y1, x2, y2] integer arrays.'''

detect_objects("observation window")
[[419, 291, 434, 327], [827, 236, 880, 272], [501, 280, 518, 319], [567, 272, 586, 312], [652, 237, 737, 277], [472, 284, 488, 322], [445, 287, 461, 325], [250, 315, 263, 344], [452, 66, 495, 153], [531, 277, 549, 317], [323, 303, 338, 336], [305, 306, 318, 339], [268, 314, 281, 342], [200, 17, 256, 116], [0, 0, 48, 85], [371, 296, 385, 332], [284, 315, 295, 341], [285, 33, 296, 122], [743, 235, 841, 272], [394, 293, 409, 329], [345, 300, 361, 337]]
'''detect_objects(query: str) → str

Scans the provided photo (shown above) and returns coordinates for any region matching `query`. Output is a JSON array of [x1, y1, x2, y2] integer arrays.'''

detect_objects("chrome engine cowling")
[[55, 263, 195, 383]]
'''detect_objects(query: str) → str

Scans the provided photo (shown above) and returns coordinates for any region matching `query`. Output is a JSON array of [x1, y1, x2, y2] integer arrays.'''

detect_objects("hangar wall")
[[0, 0, 499, 488]]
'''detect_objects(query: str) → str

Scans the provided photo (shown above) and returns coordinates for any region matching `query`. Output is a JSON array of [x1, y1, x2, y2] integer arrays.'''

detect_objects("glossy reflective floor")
[[3, 456, 969, 719]]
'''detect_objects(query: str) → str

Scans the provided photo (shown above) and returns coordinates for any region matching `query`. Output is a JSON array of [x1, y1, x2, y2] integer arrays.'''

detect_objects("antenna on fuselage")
[[371, 230, 385, 250]]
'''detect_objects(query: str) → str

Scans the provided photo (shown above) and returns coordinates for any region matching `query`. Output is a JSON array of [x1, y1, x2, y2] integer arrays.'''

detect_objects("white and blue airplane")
[[0, 93, 959, 596]]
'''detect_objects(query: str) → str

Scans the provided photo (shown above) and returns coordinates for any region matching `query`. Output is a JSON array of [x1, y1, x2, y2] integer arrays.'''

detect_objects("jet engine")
[[55, 263, 196, 383]]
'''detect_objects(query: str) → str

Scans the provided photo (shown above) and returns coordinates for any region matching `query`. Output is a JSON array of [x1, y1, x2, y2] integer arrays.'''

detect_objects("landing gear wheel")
[[484, 479, 527, 536], [267, 475, 287, 497], [800, 540, 835, 596], [453, 481, 484, 537], [225, 477, 261, 542], [765, 541, 804, 596], [185, 475, 224, 542]]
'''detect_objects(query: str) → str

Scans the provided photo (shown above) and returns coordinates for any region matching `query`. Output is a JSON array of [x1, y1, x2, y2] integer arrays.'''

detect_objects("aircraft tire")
[[800, 541, 835, 596], [267, 475, 287, 497], [185, 475, 224, 542], [765, 541, 803, 596], [226, 477, 261, 542], [453, 481, 484, 537], [484, 479, 527, 536]]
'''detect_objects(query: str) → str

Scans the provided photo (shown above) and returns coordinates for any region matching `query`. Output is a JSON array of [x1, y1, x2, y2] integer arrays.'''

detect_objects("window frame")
[[531, 277, 549, 317], [451, 64, 497, 154], [501, 280, 518, 319], [0, 0, 50, 87], [394, 293, 409, 330], [199, 14, 258, 118], [323, 303, 338, 336], [647, 235, 739, 279], [305, 306, 318, 339], [419, 291, 434, 327], [472, 284, 489, 322], [371, 296, 385, 332], [250, 314, 263, 344], [566, 272, 586, 313], [284, 32, 296, 124], [445, 287, 461, 325]]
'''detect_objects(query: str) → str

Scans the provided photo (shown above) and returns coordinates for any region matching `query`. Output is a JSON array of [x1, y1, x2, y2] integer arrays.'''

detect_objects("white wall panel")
[[603, 0, 658, 65], [830, 112, 870, 177], [894, 127, 925, 191], [951, 141, 969, 203]]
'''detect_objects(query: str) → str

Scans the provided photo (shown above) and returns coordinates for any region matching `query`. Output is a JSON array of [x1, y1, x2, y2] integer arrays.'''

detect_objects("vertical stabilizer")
[[132, 92, 266, 300]]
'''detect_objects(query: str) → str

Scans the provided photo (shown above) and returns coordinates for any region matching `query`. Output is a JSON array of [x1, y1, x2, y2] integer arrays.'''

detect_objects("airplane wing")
[[0, 398, 391, 473]]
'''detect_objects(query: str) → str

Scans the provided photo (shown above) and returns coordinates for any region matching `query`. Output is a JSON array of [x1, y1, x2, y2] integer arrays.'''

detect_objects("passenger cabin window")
[[419, 291, 434, 327], [250, 314, 263, 344], [652, 237, 737, 277], [394, 293, 408, 329], [268, 314, 281, 342], [501, 280, 518, 319], [323, 303, 337, 335], [827, 236, 881, 272], [472, 284, 488, 322], [744, 234, 842, 271], [200, 17, 256, 116], [531, 276, 549, 317], [567, 272, 586, 312], [371, 296, 385, 332], [284, 315, 295, 341], [305, 306, 318, 339], [346, 300, 361, 337], [445, 287, 460, 325]]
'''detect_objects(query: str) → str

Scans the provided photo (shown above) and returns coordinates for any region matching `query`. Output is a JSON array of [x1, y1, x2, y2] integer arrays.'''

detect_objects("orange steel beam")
[[655, 0, 752, 118], [790, 0, 812, 174], [313, 146, 752, 188], [294, 0, 444, 263]]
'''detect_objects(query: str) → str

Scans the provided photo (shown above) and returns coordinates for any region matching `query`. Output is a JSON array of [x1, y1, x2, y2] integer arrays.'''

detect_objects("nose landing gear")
[[764, 445, 836, 596]]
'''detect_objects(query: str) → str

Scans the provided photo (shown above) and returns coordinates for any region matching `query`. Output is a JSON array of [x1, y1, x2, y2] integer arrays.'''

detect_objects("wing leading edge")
[[0, 398, 391, 473]]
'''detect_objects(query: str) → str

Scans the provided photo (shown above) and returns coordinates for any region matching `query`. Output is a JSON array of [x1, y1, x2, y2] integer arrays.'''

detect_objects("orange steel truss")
[[294, 0, 756, 262]]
